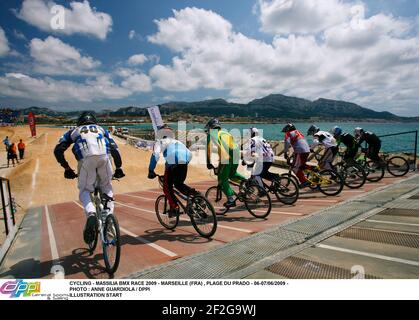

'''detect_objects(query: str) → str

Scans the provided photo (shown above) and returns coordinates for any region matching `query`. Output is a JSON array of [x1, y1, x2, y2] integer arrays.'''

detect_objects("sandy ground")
[[0, 126, 212, 213]]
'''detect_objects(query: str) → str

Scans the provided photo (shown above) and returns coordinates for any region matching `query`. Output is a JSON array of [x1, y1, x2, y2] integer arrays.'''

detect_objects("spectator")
[[3, 136, 10, 151], [18, 139, 25, 160], [7, 143, 19, 167]]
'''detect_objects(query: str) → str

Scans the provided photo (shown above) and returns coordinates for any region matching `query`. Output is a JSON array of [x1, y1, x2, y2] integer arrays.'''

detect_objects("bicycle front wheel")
[[366, 161, 385, 182], [188, 195, 217, 238], [102, 214, 121, 275], [318, 170, 344, 196], [244, 185, 272, 219], [340, 164, 366, 189], [387, 156, 409, 177], [205, 186, 229, 216], [155, 195, 179, 230], [273, 176, 299, 205]]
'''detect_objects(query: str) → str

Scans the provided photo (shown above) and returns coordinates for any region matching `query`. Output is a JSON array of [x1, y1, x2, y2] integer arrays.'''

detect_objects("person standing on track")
[[54, 112, 125, 244], [3, 136, 10, 151], [206, 118, 246, 208], [18, 139, 25, 160], [282, 123, 311, 188], [148, 125, 194, 218], [7, 142, 19, 167]]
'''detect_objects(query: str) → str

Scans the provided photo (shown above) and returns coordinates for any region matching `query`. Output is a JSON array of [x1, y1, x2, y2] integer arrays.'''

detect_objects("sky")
[[0, 0, 419, 116]]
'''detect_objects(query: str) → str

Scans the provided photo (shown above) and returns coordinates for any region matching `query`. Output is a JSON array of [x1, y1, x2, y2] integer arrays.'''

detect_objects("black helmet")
[[205, 118, 221, 132], [307, 125, 320, 136], [77, 112, 97, 127], [281, 123, 296, 133]]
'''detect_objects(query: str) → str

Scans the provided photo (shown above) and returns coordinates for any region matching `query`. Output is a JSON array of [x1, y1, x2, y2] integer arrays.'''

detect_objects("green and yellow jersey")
[[207, 129, 240, 165]]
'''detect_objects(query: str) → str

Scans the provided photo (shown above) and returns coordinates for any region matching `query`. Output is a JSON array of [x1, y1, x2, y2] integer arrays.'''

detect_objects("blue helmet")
[[331, 126, 343, 137]]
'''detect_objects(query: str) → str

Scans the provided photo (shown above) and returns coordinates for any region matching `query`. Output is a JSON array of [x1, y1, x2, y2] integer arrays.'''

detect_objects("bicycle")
[[155, 175, 217, 239], [282, 158, 344, 196], [244, 163, 300, 205], [87, 177, 121, 275], [333, 152, 367, 189], [205, 168, 272, 218], [382, 153, 410, 177], [314, 147, 367, 189]]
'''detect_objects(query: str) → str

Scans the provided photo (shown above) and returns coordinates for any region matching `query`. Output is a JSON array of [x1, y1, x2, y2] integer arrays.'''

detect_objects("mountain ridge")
[[9, 94, 419, 122]]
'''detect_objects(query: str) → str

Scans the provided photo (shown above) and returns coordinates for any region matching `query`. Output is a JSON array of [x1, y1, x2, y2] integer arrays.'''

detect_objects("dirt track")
[[0, 126, 210, 213]]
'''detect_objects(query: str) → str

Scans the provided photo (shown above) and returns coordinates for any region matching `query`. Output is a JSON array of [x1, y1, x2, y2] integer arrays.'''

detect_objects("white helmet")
[[354, 127, 364, 138], [250, 127, 259, 137]]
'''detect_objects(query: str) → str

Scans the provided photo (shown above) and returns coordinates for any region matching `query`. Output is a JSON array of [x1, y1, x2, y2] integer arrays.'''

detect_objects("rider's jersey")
[[149, 137, 192, 171], [59, 125, 112, 160], [338, 133, 358, 150], [358, 132, 381, 146], [207, 129, 241, 164], [250, 136, 274, 163], [312, 131, 337, 149], [284, 130, 310, 154]]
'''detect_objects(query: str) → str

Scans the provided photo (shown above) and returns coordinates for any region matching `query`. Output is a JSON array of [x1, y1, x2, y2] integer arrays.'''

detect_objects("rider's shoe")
[[223, 199, 237, 208], [189, 189, 201, 197], [83, 213, 97, 244], [299, 181, 312, 189], [168, 207, 180, 218]]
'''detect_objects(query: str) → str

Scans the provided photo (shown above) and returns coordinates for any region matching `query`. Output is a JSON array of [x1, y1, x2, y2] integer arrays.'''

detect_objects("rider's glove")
[[148, 171, 157, 179], [207, 163, 214, 170], [114, 168, 125, 179], [64, 168, 77, 180]]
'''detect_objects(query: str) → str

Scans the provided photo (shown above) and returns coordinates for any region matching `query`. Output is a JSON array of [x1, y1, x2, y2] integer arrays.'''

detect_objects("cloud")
[[16, 0, 112, 40], [147, 6, 419, 114], [121, 73, 152, 92], [30, 36, 101, 75], [0, 67, 153, 104], [256, 0, 354, 34], [116, 68, 152, 92], [0, 27, 10, 57], [128, 54, 148, 66], [325, 12, 413, 49], [13, 29, 27, 41], [0, 73, 137, 103]]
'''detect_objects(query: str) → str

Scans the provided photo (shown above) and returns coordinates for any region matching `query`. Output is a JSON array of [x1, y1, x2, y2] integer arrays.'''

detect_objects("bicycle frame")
[[92, 188, 115, 246], [157, 175, 191, 214]]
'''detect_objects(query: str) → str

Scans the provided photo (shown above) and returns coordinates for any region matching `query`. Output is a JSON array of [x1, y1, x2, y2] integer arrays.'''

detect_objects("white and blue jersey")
[[59, 125, 112, 160], [149, 138, 192, 171], [250, 136, 274, 163]]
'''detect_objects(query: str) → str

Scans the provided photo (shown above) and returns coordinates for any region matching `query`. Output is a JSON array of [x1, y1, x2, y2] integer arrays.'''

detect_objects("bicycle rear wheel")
[[102, 214, 121, 275], [366, 161, 385, 182], [244, 185, 272, 219], [273, 176, 299, 205], [188, 195, 217, 238], [318, 170, 344, 196], [387, 156, 409, 177], [155, 195, 179, 230], [205, 186, 229, 216]]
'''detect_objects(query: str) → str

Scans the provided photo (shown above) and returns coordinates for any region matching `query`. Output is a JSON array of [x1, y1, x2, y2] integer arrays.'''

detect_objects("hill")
[[9, 94, 419, 122]]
